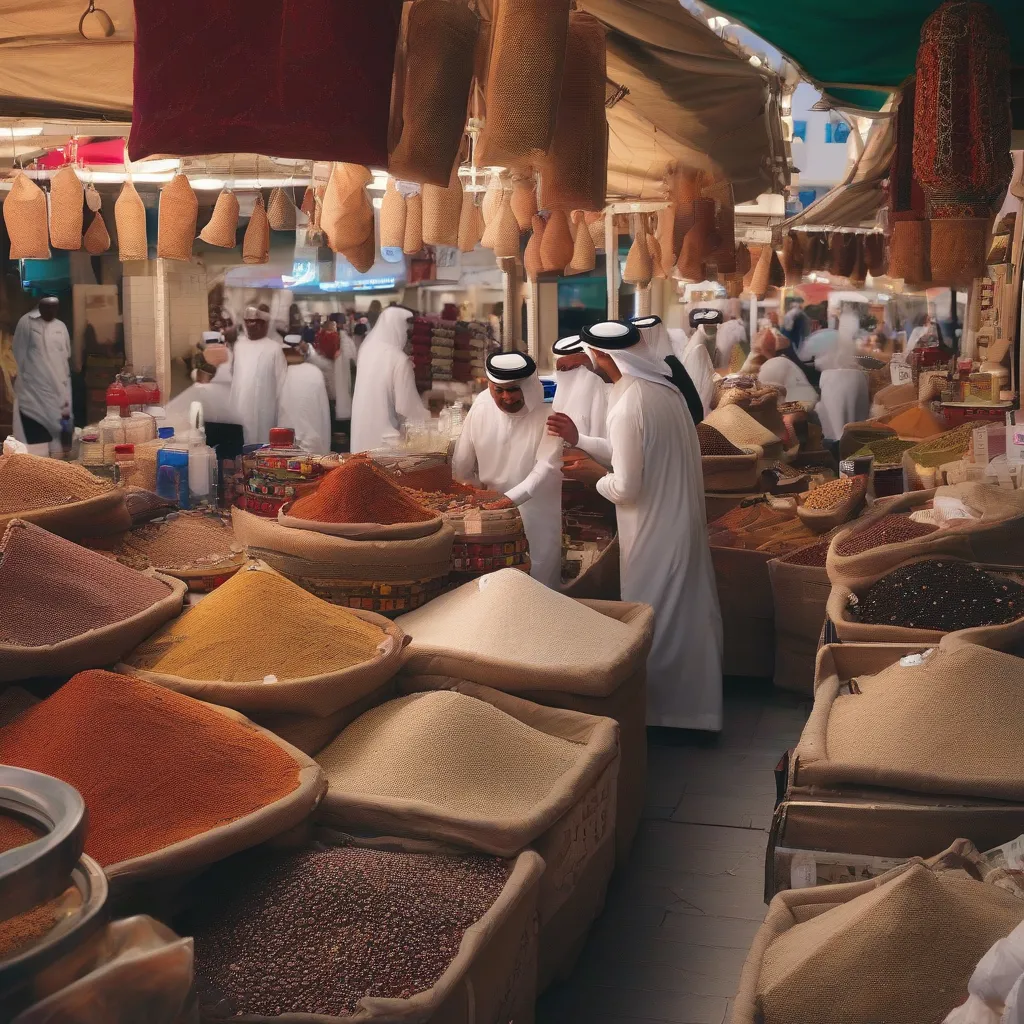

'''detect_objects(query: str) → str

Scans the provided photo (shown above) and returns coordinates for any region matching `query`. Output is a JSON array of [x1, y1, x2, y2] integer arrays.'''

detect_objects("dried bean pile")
[[781, 540, 830, 567], [192, 844, 510, 1017], [803, 477, 857, 511], [853, 438, 916, 466], [835, 514, 938, 556], [697, 423, 744, 457], [854, 560, 1024, 631]]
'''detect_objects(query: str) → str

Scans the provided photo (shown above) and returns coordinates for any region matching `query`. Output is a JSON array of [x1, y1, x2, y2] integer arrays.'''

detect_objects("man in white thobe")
[[632, 314, 706, 425], [276, 335, 333, 454], [547, 320, 723, 731], [12, 296, 72, 453], [165, 331, 242, 430], [231, 304, 287, 446], [714, 315, 748, 371], [453, 351, 563, 590], [673, 309, 720, 417], [551, 335, 608, 440], [349, 305, 428, 452]]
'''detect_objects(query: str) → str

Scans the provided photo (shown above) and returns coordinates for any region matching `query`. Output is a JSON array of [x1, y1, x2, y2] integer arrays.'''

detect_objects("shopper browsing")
[[277, 335, 332, 454]]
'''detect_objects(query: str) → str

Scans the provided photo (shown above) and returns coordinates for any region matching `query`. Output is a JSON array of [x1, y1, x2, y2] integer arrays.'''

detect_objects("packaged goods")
[[834, 514, 938, 556], [236, 432, 332, 518]]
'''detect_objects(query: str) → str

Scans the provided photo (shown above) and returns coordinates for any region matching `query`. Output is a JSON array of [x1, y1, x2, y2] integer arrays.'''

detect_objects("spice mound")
[[854, 560, 1024, 631], [404, 478, 503, 515], [853, 438, 916, 466], [697, 423, 745, 457], [288, 456, 435, 525], [0, 453, 111, 514], [0, 670, 301, 866], [191, 843, 510, 1017], [317, 691, 580, 817], [110, 511, 243, 572], [884, 404, 948, 441], [0, 519, 173, 648], [803, 477, 860, 511], [835, 514, 938, 556], [127, 563, 386, 681], [781, 540, 830, 567]]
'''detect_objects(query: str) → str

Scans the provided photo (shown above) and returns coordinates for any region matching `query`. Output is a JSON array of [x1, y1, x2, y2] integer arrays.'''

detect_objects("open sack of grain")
[[395, 568, 653, 866], [696, 423, 761, 493], [232, 506, 454, 617], [184, 831, 542, 1024], [732, 845, 1024, 1024], [0, 520, 185, 683], [797, 476, 868, 534], [316, 682, 619, 987], [0, 452, 130, 540], [703, 403, 785, 461], [903, 424, 975, 489], [825, 554, 1024, 646], [0, 670, 324, 904]]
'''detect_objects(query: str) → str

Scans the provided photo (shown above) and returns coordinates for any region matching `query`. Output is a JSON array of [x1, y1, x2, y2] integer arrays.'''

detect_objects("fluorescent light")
[[131, 158, 179, 173], [189, 178, 226, 190], [2, 126, 43, 138]]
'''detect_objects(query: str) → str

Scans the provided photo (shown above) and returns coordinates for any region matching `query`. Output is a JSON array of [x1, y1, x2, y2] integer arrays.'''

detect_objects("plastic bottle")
[[185, 401, 217, 506], [123, 381, 157, 443], [98, 381, 129, 445], [113, 443, 136, 487], [156, 447, 191, 508]]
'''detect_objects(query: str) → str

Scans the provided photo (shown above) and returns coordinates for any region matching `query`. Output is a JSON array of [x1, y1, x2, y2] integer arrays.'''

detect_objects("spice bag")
[[781, 232, 804, 286], [342, 223, 375, 274], [476, 0, 571, 167], [768, 550, 833, 695], [538, 11, 607, 213], [478, 173, 505, 249], [829, 231, 857, 277], [198, 189, 240, 248], [242, 193, 270, 264], [82, 211, 111, 255], [566, 210, 596, 274], [677, 198, 716, 282], [379, 179, 406, 248], [490, 190, 521, 260], [232, 507, 454, 617], [524, 215, 545, 279], [0, 520, 186, 684], [711, 544, 777, 678], [48, 166, 84, 250], [322, 163, 374, 253], [4, 172, 50, 259], [731, 851, 1024, 1024], [796, 476, 867, 535], [266, 186, 296, 231], [404, 191, 424, 254], [395, 572, 653, 866], [186, 831, 542, 1024], [114, 181, 148, 261], [422, 169, 464, 248], [155, 174, 197, 261], [120, 561, 407, 719], [318, 683, 619, 988], [388, 0, 478, 188], [0, 670, 326, 902]]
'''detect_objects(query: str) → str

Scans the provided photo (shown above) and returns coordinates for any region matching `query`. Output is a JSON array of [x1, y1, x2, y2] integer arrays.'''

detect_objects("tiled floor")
[[537, 679, 810, 1024]]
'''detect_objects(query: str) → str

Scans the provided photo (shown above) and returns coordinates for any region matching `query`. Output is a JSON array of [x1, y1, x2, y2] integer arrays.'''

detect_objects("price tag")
[[999, 834, 1024, 869], [890, 360, 913, 385], [790, 852, 817, 890]]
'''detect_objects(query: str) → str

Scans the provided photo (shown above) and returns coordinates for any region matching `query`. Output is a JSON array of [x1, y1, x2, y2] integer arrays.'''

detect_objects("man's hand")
[[562, 454, 607, 487], [483, 496, 515, 510], [547, 412, 579, 447], [556, 353, 593, 372]]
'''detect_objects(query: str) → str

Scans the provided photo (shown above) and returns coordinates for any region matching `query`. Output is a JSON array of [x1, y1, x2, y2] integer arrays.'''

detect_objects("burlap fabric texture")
[[0, 487, 131, 542], [540, 209, 574, 272], [566, 210, 596, 274], [403, 191, 424, 254], [457, 189, 482, 252], [4, 172, 50, 258], [511, 176, 538, 231], [322, 163, 374, 253], [266, 187, 296, 231], [524, 215, 545, 279], [242, 193, 270, 264], [199, 190, 240, 247], [48, 166, 84, 250], [422, 169, 464, 248], [83, 211, 111, 254], [156, 174, 197, 260], [767, 553, 832, 695], [379, 179, 406, 248], [114, 181, 148, 261]]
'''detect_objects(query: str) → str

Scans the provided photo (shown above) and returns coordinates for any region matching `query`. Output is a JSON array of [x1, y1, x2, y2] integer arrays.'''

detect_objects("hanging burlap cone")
[[524, 214, 545, 279], [267, 187, 296, 231], [422, 169, 463, 248], [656, 205, 675, 277], [829, 232, 858, 277], [622, 231, 653, 286], [677, 198, 715, 282], [723, 273, 744, 299], [403, 192, 424, 254], [476, 0, 571, 167], [782, 232, 805, 285], [4, 173, 50, 259], [586, 212, 605, 252], [735, 242, 751, 277], [342, 226, 375, 274], [242, 193, 270, 264], [647, 233, 666, 280], [888, 219, 930, 286], [479, 174, 505, 250], [491, 191, 521, 260], [768, 246, 785, 287], [380, 179, 406, 249], [565, 212, 595, 275], [300, 187, 315, 219], [849, 234, 868, 285], [865, 232, 888, 277], [83, 211, 111, 254], [114, 180, 147, 261], [665, 164, 701, 261], [85, 184, 101, 214], [49, 165, 84, 250], [511, 176, 538, 232], [199, 190, 240, 248], [157, 173, 198, 261], [704, 180, 736, 275], [540, 208, 573, 271], [322, 163, 373, 253], [747, 243, 772, 298], [457, 189, 483, 252]]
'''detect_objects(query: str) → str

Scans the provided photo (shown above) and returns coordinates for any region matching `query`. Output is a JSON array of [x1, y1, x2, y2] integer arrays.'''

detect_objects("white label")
[[934, 496, 977, 521], [973, 426, 990, 465], [899, 649, 935, 668], [890, 361, 913, 385], [1000, 834, 1024, 869], [790, 852, 817, 889]]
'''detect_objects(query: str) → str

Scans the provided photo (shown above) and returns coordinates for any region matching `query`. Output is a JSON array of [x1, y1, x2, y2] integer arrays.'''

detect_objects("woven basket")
[[887, 219, 930, 285], [242, 193, 270, 264], [266, 187, 296, 231], [156, 174, 197, 261], [379, 179, 406, 248], [4, 173, 49, 258], [491, 191, 521, 260], [477, 0, 571, 166], [511, 176, 538, 231], [457, 189, 482, 252], [541, 209, 574, 271], [566, 210, 596, 274], [538, 11, 607, 212], [622, 230, 652, 285], [389, 0, 478, 187], [114, 180, 148, 261], [322, 163, 374, 252], [403, 191, 424, 254], [422, 169, 463, 248], [198, 189, 239, 247], [524, 214, 545, 279], [930, 217, 990, 288], [49, 165, 84, 250], [82, 211, 111, 254], [796, 477, 867, 535]]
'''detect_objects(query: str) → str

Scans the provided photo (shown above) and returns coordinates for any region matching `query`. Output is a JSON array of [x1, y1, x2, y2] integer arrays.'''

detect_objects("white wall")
[[789, 82, 857, 190]]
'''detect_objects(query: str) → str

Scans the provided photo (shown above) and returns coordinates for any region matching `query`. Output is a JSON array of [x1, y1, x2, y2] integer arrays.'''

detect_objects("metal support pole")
[[605, 211, 619, 320]]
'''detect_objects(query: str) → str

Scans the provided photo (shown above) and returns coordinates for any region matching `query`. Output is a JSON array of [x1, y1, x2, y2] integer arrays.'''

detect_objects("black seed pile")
[[191, 844, 511, 1018], [854, 560, 1024, 631]]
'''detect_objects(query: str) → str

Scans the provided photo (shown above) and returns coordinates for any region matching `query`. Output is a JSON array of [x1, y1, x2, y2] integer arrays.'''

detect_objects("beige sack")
[[242, 193, 270, 264], [342, 226, 375, 275], [266, 186, 296, 231], [379, 179, 406, 249], [197, 189, 239, 247], [524, 214, 545, 280], [479, 174, 505, 250], [49, 166, 84, 250], [491, 191, 521, 260], [677, 197, 716, 282], [704, 179, 737, 274], [511, 175, 538, 231], [114, 181, 148, 261], [768, 554, 831, 696], [422, 169, 464, 248], [540, 209, 573, 271], [457, 188, 482, 252], [322, 163, 373, 252], [156, 174, 197, 261], [566, 210, 596, 275], [656, 204, 676, 275], [647, 232, 666, 279], [82, 211, 111, 255], [4, 173, 50, 258], [403, 191, 424, 254], [622, 231, 652, 286]]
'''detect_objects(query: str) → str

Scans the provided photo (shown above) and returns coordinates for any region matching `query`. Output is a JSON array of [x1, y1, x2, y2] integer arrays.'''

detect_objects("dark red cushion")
[[128, 0, 400, 164]]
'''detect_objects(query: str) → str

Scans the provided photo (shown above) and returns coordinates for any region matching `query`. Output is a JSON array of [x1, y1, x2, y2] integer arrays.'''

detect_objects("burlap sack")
[[242, 193, 270, 264], [380, 179, 406, 248], [796, 477, 867, 535], [888, 218, 930, 285], [479, 174, 505, 249], [403, 191, 424, 254], [768, 555, 832, 695], [115, 181, 148, 261], [491, 191, 521, 260], [622, 230, 652, 286], [82, 211, 111, 255], [704, 404, 784, 458], [389, 0, 478, 188], [536, 208, 570, 271], [342, 224, 375, 274], [278, 501, 444, 541], [704, 179, 736, 274], [266, 187, 296, 231], [4, 172, 50, 259], [198, 189, 239, 247], [322, 163, 373, 252], [747, 242, 773, 298], [700, 450, 760, 493], [565, 210, 596, 274], [510, 176, 538, 231], [396, 590, 652, 867], [319, 681, 619, 988], [156, 174, 198, 261], [538, 11, 607, 213], [476, 0, 571, 167], [646, 232, 665, 279], [457, 189, 482, 252], [712, 545, 776, 678], [732, 852, 1024, 1024], [657, 204, 676, 274], [422, 169, 464, 248], [829, 231, 858, 278], [864, 232, 887, 276], [49, 166, 84, 250], [524, 215, 545, 279], [848, 233, 868, 285], [781, 232, 804, 286], [0, 488, 131, 542], [930, 219, 991, 289], [677, 198, 715, 281], [193, 831, 542, 1024]]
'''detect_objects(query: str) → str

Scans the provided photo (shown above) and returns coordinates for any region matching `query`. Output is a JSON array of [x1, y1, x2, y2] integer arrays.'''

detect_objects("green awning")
[[707, 0, 1024, 111]]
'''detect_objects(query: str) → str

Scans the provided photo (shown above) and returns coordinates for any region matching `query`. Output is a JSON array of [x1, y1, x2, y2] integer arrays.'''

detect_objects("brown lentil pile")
[[835, 514, 939, 556], [709, 501, 792, 535], [803, 477, 857, 511], [854, 560, 1024, 630], [697, 423, 745, 457], [191, 843, 511, 1017], [781, 540, 831, 567]]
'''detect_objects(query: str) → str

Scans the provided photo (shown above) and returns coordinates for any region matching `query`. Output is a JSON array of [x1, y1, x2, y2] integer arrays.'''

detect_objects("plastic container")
[[186, 402, 217, 506], [156, 448, 191, 508], [113, 443, 136, 487]]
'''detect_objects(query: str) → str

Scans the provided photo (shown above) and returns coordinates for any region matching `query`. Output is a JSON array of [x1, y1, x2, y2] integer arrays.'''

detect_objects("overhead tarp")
[[706, 0, 1024, 112]]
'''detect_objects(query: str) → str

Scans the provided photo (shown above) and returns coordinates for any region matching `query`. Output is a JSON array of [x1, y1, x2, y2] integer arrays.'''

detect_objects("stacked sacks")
[[430, 319, 456, 385], [409, 314, 434, 391], [704, 403, 785, 462], [696, 422, 761, 493], [453, 320, 489, 384]]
